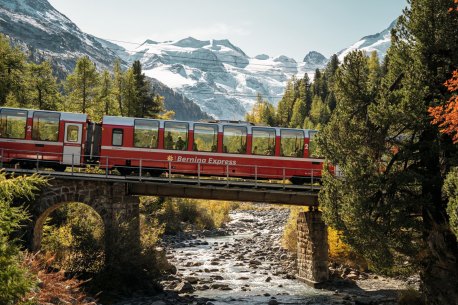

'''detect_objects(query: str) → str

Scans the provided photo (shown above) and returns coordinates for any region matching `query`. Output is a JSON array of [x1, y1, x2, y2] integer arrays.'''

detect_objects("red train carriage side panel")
[[99, 115, 325, 181], [0, 107, 87, 169]]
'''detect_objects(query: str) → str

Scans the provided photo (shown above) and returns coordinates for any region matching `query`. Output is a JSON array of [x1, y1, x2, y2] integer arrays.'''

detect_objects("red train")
[[0, 107, 326, 184]]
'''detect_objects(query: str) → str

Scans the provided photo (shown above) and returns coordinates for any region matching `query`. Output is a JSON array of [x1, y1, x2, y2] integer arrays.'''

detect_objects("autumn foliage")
[[429, 70, 458, 142], [449, 0, 458, 12], [23, 253, 97, 305]]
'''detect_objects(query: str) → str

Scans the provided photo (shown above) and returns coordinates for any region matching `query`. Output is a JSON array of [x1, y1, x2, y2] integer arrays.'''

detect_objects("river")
[[113, 207, 406, 305]]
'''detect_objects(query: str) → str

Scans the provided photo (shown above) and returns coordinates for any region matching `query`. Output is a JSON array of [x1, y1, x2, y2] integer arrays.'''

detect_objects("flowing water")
[[164, 210, 335, 305]]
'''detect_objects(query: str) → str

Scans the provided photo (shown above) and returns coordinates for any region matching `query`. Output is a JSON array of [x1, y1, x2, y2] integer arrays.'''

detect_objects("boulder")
[[175, 281, 194, 293]]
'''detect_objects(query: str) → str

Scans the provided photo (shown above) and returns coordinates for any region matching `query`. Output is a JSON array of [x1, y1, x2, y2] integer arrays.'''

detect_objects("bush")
[[141, 197, 233, 235], [0, 172, 48, 305], [41, 202, 105, 273]]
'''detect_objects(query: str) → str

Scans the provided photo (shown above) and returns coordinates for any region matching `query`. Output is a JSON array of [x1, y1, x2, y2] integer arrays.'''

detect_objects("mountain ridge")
[[0, 0, 397, 120]]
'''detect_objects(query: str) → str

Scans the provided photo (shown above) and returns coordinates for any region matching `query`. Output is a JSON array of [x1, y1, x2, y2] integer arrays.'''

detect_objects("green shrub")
[[41, 202, 105, 273], [0, 172, 48, 305]]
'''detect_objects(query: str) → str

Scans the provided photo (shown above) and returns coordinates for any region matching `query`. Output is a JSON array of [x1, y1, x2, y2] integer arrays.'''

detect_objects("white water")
[[167, 211, 334, 304]]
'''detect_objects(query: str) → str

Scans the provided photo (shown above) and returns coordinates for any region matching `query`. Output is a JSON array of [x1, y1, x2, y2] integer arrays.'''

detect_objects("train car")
[[99, 115, 324, 184], [0, 107, 89, 170], [0, 107, 326, 184]]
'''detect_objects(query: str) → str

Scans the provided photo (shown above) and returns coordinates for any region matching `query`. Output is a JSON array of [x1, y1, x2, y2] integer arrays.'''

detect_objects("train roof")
[[102, 115, 318, 137], [0, 107, 87, 123]]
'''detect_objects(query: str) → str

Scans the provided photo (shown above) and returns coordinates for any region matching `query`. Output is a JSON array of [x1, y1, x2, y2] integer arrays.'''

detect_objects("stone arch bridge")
[[16, 170, 328, 286]]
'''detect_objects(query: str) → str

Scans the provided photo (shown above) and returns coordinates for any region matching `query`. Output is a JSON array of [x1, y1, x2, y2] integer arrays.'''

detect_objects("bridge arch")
[[30, 179, 140, 268]]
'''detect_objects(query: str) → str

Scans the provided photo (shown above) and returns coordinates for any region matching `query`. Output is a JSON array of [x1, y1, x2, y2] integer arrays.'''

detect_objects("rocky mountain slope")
[[0, 0, 398, 120], [124, 38, 326, 119], [0, 0, 210, 121]]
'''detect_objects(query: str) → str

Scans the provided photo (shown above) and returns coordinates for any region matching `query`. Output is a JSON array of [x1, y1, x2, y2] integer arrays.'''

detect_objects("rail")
[[0, 148, 326, 191]]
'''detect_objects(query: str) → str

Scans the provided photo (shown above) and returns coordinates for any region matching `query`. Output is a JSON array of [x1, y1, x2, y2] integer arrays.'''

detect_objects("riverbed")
[[113, 207, 410, 305]]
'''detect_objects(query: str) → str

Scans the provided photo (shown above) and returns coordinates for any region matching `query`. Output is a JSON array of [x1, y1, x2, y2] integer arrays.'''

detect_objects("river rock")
[[175, 281, 194, 293], [184, 276, 199, 284]]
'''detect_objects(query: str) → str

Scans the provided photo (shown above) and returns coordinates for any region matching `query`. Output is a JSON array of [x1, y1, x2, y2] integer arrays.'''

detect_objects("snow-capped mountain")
[[0, 0, 120, 73], [337, 19, 397, 62], [0, 0, 211, 120], [0, 0, 398, 120], [126, 38, 325, 119]]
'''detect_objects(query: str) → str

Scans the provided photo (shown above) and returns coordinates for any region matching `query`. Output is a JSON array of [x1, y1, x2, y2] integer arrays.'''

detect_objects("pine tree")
[[0, 34, 27, 106], [123, 68, 137, 117], [290, 98, 306, 128], [65, 56, 99, 114], [318, 0, 458, 302], [96, 70, 119, 120], [113, 59, 124, 116], [26, 61, 60, 110], [309, 95, 330, 126], [0, 172, 48, 305], [277, 78, 296, 127], [131, 60, 150, 118], [298, 74, 313, 116]]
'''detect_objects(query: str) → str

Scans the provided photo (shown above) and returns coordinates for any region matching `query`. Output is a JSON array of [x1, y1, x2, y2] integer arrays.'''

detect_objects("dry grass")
[[22, 253, 97, 305]]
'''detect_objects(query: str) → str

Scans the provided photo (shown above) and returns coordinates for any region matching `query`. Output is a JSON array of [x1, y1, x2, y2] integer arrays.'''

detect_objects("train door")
[[63, 123, 83, 165]]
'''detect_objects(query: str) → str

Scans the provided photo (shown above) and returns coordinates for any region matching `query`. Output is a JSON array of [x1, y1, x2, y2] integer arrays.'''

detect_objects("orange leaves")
[[449, 0, 458, 12], [429, 70, 458, 142]]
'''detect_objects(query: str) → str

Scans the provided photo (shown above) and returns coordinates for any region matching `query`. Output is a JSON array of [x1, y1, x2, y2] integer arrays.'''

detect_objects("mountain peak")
[[337, 18, 397, 61], [142, 39, 158, 45], [2, 0, 55, 14], [303, 51, 327, 65], [172, 37, 210, 48], [255, 54, 270, 60], [211, 39, 247, 56]]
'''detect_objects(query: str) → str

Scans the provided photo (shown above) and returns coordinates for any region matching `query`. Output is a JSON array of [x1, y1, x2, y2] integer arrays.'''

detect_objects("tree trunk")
[[420, 128, 458, 305], [421, 224, 458, 305]]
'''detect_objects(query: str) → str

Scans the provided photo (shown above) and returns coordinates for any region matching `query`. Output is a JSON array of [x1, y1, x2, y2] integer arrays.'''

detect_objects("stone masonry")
[[29, 179, 140, 269], [296, 209, 329, 286]]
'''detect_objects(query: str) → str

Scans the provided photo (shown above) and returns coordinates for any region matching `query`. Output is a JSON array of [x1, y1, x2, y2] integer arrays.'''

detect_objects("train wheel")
[[117, 167, 131, 176], [53, 164, 66, 172], [148, 169, 163, 177], [289, 177, 306, 185], [19, 161, 35, 170]]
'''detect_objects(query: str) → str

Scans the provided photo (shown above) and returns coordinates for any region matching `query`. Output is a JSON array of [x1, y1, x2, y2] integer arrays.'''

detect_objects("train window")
[[308, 130, 319, 158], [164, 121, 188, 150], [32, 111, 60, 142], [134, 119, 159, 148], [193, 124, 217, 152], [66, 125, 79, 142], [280, 129, 304, 158], [0, 109, 27, 139], [112, 129, 123, 146], [252, 127, 275, 156], [223, 126, 247, 154]]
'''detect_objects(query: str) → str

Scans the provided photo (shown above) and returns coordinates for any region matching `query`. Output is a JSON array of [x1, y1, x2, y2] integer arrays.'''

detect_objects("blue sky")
[[48, 0, 407, 60]]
